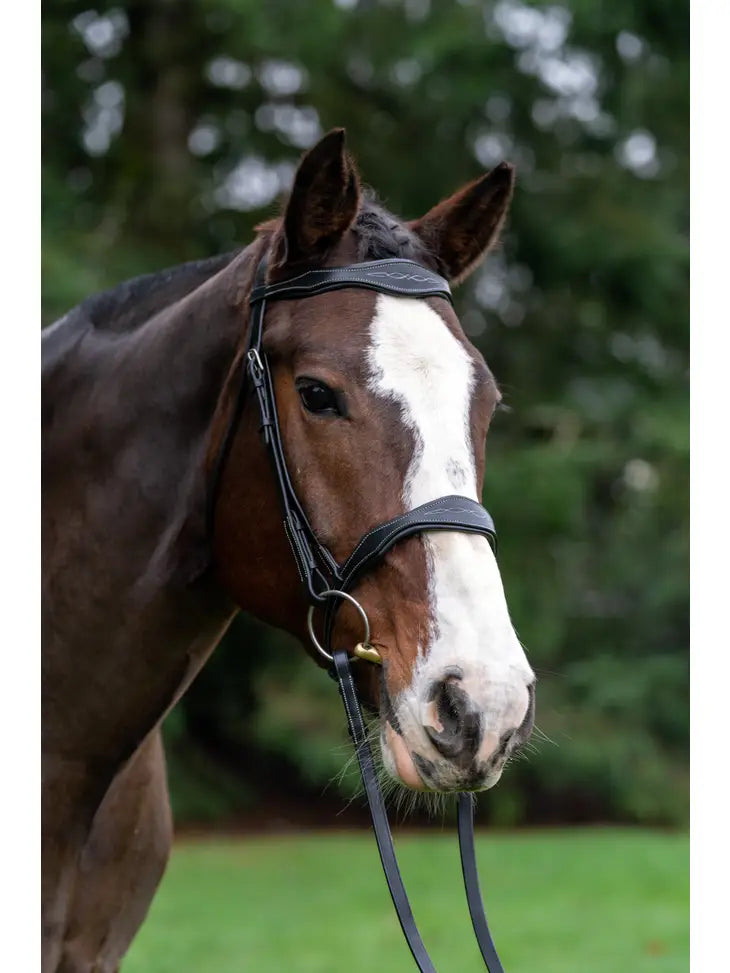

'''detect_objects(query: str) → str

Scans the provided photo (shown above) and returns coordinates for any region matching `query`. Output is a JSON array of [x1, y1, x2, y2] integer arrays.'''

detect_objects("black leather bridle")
[[209, 253, 506, 973]]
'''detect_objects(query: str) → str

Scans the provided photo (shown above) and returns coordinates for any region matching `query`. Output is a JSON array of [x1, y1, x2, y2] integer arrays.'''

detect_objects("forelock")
[[354, 192, 434, 265]]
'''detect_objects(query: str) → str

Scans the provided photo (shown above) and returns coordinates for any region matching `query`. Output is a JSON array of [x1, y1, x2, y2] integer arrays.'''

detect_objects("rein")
[[209, 253, 506, 972]]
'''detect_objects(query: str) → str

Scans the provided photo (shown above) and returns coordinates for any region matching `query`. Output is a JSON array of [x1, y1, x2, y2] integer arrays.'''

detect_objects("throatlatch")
[[209, 253, 507, 972]]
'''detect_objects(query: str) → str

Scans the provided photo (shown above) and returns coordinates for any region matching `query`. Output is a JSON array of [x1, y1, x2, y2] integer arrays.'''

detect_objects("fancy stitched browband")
[[208, 254, 506, 973]]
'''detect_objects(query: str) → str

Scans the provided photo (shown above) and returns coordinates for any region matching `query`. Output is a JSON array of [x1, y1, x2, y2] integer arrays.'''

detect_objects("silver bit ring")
[[306, 590, 371, 664]]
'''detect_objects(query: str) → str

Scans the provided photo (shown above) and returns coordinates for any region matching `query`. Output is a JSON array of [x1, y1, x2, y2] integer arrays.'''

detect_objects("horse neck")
[[125, 240, 264, 425], [125, 239, 266, 579], [42, 238, 269, 768]]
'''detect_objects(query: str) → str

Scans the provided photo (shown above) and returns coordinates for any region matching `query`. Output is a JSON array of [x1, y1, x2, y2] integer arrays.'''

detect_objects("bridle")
[[209, 252, 507, 972]]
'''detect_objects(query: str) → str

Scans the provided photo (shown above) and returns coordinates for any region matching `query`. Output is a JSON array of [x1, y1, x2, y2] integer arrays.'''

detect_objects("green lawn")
[[125, 829, 687, 973]]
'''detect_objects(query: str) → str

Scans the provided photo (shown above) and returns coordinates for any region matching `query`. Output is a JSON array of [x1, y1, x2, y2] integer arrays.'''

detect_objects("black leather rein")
[[209, 254, 506, 972]]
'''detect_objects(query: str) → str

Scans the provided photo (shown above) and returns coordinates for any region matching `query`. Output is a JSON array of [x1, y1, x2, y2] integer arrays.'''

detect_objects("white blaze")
[[367, 294, 533, 752]]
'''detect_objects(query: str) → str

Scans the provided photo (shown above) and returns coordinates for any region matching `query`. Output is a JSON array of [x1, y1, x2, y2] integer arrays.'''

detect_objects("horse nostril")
[[485, 682, 536, 767], [437, 680, 461, 734], [424, 678, 482, 767]]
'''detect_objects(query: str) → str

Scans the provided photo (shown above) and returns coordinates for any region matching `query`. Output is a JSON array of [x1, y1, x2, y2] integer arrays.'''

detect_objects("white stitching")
[[342, 497, 489, 570], [264, 278, 450, 300], [337, 656, 363, 745], [254, 260, 451, 301], [265, 259, 444, 288], [344, 536, 494, 588], [283, 519, 307, 583], [342, 520, 495, 584], [346, 497, 454, 560]]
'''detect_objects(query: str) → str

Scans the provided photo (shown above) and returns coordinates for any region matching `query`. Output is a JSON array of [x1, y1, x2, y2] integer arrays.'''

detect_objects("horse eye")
[[296, 379, 341, 416]]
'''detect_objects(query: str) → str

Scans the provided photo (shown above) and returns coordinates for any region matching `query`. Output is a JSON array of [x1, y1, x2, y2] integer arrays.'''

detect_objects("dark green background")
[[42, 0, 688, 826]]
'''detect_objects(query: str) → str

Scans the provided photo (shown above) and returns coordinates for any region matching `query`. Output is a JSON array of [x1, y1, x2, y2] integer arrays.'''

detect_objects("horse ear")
[[410, 162, 515, 284], [274, 128, 360, 267]]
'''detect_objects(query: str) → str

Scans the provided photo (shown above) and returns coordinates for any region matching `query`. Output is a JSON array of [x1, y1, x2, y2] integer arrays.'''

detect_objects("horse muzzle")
[[382, 675, 536, 792]]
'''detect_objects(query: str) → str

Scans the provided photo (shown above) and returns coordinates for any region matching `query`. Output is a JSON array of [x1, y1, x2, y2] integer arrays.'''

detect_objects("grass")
[[125, 828, 687, 973]]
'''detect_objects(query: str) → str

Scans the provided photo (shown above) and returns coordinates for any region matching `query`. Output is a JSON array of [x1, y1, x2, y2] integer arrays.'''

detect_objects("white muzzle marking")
[[367, 294, 534, 786]]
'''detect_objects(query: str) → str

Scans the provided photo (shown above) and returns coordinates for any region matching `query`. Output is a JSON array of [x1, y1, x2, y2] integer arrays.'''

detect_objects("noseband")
[[210, 254, 506, 973]]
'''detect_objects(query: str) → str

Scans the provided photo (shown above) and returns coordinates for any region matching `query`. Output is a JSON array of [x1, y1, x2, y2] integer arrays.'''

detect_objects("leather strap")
[[322, 495, 497, 654], [333, 649, 438, 973], [458, 794, 506, 973], [334, 648, 506, 973], [247, 350, 340, 601], [339, 495, 496, 591], [251, 258, 452, 306], [208, 255, 342, 601]]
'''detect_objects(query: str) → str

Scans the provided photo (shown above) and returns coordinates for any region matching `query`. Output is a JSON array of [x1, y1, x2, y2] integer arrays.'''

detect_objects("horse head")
[[212, 130, 535, 794]]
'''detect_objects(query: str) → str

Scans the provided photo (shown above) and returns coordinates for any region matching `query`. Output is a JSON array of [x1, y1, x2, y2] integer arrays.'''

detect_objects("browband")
[[250, 258, 453, 306]]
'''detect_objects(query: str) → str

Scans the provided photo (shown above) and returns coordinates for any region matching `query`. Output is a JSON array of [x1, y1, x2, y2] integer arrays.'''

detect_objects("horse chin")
[[478, 767, 505, 791], [383, 722, 429, 791]]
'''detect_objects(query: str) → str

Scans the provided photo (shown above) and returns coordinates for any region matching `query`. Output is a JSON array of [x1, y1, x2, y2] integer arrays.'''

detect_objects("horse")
[[42, 128, 536, 972]]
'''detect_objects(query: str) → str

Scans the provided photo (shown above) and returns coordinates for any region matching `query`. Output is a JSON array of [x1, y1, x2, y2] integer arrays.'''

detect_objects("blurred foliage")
[[42, 0, 688, 824]]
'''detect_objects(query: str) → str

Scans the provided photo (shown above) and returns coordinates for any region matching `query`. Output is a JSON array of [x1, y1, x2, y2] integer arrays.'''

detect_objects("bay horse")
[[42, 129, 535, 972]]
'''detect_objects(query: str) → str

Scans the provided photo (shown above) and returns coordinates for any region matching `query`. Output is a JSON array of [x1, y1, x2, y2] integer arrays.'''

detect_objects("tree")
[[42, 0, 688, 825]]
